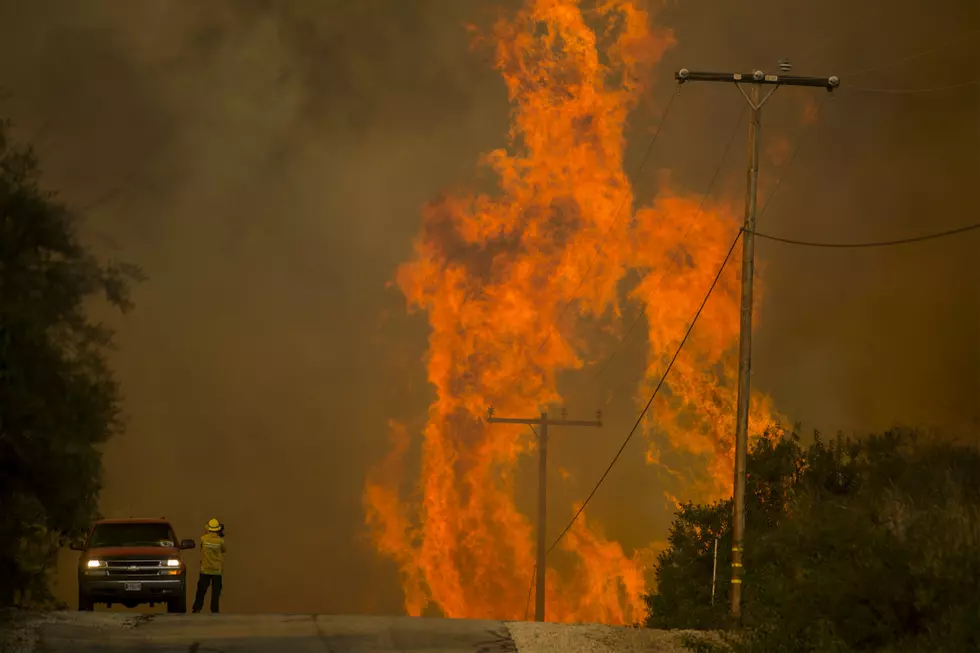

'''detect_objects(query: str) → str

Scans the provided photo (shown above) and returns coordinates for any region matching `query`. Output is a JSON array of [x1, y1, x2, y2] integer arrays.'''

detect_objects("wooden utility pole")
[[486, 407, 602, 623], [674, 63, 839, 621]]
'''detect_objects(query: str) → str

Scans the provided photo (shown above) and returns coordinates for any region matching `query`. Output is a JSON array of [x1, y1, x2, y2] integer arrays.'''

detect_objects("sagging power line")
[[546, 228, 744, 559], [845, 80, 980, 94], [840, 27, 980, 77], [750, 221, 980, 248]]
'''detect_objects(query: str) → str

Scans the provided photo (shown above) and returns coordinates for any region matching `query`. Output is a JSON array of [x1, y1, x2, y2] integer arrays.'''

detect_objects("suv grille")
[[105, 559, 171, 576]]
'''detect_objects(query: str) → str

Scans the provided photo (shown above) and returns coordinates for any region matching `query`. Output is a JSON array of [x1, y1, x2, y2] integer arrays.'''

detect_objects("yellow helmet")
[[207, 518, 221, 532]]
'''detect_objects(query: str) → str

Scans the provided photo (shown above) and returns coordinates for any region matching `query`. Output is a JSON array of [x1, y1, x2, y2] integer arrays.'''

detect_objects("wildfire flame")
[[364, 0, 777, 624]]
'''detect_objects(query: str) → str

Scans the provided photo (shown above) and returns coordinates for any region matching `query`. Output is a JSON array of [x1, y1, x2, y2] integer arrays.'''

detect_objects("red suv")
[[70, 518, 195, 612]]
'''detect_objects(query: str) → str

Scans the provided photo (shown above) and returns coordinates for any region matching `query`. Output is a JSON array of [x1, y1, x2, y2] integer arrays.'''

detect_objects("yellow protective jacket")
[[200, 532, 226, 575]]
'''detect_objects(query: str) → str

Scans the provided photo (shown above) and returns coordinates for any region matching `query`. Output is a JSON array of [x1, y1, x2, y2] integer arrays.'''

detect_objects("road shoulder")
[[505, 621, 699, 653]]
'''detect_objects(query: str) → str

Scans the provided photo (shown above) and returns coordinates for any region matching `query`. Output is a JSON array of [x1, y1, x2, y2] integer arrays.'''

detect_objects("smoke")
[[0, 0, 514, 613], [629, 0, 979, 443], [0, 0, 975, 614]]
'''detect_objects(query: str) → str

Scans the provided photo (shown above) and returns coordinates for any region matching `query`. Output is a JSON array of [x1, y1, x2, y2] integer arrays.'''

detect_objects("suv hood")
[[86, 546, 180, 558]]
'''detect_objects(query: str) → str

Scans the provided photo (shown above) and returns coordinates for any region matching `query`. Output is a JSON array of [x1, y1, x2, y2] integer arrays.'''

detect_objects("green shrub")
[[646, 429, 980, 653]]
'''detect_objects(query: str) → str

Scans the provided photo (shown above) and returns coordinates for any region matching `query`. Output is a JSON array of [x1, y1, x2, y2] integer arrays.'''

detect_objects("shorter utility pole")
[[486, 406, 602, 623], [674, 62, 839, 622]]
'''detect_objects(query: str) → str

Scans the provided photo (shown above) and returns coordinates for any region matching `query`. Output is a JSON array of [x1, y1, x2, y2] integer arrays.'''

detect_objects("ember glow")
[[364, 0, 777, 623]]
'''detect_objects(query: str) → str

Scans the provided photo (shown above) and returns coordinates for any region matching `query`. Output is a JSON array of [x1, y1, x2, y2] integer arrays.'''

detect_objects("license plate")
[[124, 582, 142, 592]]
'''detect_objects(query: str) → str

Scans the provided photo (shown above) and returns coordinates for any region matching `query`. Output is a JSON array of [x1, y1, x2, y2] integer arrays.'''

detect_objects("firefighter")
[[192, 518, 226, 614]]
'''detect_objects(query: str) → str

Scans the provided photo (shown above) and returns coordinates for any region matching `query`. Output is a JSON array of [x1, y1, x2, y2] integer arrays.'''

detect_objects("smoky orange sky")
[[0, 0, 976, 620]]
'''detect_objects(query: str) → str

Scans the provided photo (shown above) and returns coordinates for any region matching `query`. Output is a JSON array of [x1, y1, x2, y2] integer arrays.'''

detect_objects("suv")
[[70, 518, 195, 613]]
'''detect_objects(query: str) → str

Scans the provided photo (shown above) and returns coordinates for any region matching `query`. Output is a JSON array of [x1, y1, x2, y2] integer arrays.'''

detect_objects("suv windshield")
[[89, 523, 176, 548]]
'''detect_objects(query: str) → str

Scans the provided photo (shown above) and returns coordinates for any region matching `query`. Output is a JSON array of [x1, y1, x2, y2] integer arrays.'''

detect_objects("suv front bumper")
[[80, 574, 185, 603]]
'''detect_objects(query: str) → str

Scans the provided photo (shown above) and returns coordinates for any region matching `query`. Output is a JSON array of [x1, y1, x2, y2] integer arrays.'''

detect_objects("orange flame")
[[364, 0, 777, 623]]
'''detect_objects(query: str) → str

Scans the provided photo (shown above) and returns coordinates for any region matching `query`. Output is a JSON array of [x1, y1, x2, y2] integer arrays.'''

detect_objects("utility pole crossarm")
[[675, 68, 840, 91], [540, 418, 602, 428], [486, 416, 544, 425], [485, 409, 603, 428]]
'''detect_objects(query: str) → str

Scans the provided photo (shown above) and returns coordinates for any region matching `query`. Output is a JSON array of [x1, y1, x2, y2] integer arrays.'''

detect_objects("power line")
[[589, 102, 746, 383], [803, 23, 978, 71], [750, 221, 980, 248], [841, 27, 980, 77], [546, 227, 743, 556], [845, 80, 980, 94]]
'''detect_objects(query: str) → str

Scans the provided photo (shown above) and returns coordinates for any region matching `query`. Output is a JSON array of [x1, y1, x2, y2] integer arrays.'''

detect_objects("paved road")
[[35, 613, 518, 652], [30, 612, 691, 653]]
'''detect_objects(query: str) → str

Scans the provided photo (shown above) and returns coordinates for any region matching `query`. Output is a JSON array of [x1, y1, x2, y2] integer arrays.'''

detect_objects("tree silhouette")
[[0, 117, 142, 606]]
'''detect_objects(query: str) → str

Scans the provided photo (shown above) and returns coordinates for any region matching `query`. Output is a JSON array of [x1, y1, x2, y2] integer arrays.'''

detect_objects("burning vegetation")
[[364, 0, 777, 623]]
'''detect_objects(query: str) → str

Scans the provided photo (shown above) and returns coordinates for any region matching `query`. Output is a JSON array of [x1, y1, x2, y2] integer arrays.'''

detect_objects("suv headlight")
[[86, 559, 105, 568], [165, 559, 180, 567]]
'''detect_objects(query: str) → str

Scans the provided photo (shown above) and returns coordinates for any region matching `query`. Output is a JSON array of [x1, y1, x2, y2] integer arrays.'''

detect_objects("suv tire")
[[78, 589, 94, 611]]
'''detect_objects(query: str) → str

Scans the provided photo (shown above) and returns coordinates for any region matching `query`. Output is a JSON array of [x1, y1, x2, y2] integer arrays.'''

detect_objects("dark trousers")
[[192, 573, 223, 613]]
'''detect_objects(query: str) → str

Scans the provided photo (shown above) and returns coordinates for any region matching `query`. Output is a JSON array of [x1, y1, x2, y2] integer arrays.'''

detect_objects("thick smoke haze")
[[0, 0, 975, 615]]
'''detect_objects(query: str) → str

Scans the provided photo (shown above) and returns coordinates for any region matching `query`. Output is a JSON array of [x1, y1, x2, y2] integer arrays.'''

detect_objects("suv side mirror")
[[69, 542, 85, 551], [179, 539, 196, 550]]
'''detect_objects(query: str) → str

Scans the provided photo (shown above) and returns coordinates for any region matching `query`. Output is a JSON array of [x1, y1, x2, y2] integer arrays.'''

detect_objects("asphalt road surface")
[[20, 612, 695, 653]]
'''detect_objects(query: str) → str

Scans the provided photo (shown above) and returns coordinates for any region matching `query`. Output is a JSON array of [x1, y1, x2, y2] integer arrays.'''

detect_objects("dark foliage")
[[0, 118, 142, 606], [646, 428, 980, 653]]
